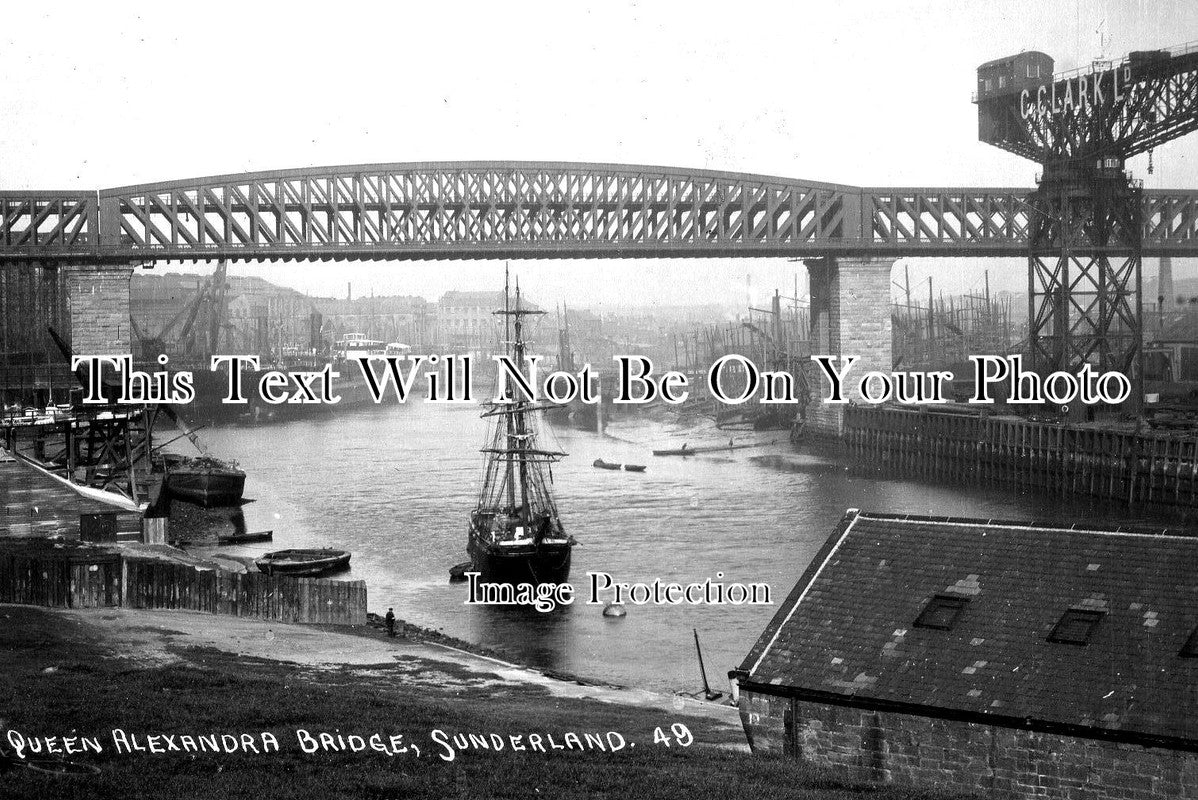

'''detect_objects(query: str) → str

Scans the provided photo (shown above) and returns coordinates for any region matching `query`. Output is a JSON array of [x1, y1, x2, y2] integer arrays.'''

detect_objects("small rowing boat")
[[592, 458, 646, 472], [218, 530, 274, 545], [255, 548, 351, 577]]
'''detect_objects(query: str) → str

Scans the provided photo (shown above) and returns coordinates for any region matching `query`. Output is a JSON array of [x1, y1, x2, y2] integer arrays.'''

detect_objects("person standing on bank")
[[385, 608, 396, 638]]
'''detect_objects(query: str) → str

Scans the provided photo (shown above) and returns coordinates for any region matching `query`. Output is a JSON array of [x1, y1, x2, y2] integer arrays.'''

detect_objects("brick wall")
[[65, 266, 134, 355], [806, 257, 893, 438], [740, 690, 1198, 799]]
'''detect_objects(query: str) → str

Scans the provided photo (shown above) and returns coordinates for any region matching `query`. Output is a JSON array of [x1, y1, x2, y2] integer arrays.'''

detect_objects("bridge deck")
[[2, 162, 1196, 262]]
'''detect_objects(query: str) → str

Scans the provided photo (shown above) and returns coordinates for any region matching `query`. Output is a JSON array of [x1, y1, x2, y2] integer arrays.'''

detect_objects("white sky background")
[[2, 0, 1195, 311]]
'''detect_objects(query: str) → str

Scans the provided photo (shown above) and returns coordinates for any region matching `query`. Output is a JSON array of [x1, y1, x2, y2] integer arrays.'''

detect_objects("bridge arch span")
[[96, 161, 862, 263]]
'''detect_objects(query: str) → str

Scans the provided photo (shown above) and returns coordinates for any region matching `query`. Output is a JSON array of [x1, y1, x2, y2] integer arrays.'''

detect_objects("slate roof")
[[739, 510, 1198, 747]]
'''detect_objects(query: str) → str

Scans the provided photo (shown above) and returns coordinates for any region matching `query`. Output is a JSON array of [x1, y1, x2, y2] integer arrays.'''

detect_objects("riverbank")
[[0, 604, 951, 799]]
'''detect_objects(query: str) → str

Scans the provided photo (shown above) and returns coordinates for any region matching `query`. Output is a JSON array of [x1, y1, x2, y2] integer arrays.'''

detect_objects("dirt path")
[[53, 607, 745, 739]]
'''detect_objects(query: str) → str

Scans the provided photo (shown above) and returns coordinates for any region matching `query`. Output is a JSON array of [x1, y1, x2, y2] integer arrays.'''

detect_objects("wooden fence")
[[844, 406, 1198, 507], [0, 551, 121, 608], [124, 559, 367, 626], [0, 551, 366, 626]]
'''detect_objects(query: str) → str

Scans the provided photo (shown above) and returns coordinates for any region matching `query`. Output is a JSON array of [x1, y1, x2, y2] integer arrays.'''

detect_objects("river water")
[[188, 400, 1180, 694]]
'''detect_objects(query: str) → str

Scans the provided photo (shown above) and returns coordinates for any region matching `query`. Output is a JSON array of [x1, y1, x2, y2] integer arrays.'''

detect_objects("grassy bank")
[[0, 606, 949, 799]]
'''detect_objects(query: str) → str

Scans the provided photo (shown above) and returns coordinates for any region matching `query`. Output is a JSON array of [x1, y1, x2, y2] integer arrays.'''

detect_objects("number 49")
[[652, 723, 693, 747]]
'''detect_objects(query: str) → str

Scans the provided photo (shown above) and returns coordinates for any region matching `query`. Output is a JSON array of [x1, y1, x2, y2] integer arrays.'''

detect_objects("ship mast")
[[513, 279, 531, 531], [499, 268, 534, 529], [480, 269, 562, 537], [503, 265, 516, 515]]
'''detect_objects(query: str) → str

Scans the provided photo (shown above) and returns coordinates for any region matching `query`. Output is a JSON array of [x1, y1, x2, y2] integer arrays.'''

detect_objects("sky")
[[2, 0, 1195, 310]]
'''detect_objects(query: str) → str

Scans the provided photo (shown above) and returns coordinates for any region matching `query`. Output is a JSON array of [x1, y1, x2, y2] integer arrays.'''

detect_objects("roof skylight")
[[915, 594, 969, 631], [1048, 609, 1105, 646]]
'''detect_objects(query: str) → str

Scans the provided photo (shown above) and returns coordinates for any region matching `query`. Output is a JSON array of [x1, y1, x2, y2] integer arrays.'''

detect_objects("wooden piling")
[[844, 406, 1198, 509]]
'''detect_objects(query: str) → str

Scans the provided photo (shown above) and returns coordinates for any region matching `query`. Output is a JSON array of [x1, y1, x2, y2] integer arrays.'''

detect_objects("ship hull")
[[467, 533, 572, 586], [170, 362, 386, 425], [165, 469, 246, 508]]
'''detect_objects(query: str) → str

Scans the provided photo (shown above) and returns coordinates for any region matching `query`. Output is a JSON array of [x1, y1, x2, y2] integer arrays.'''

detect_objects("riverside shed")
[[734, 510, 1198, 799]]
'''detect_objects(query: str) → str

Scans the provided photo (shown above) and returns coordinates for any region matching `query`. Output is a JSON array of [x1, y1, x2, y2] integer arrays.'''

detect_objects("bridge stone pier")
[[62, 265, 135, 356], [804, 257, 895, 438]]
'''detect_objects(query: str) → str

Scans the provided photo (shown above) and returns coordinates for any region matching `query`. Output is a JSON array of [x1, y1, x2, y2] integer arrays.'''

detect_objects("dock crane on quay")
[[975, 43, 1198, 409]]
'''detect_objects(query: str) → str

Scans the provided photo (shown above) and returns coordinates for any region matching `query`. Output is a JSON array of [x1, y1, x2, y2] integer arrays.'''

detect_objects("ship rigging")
[[466, 273, 574, 586]]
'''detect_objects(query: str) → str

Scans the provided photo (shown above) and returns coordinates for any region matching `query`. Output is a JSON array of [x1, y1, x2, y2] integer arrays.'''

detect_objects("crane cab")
[[975, 51, 1054, 147], [976, 51, 1054, 100]]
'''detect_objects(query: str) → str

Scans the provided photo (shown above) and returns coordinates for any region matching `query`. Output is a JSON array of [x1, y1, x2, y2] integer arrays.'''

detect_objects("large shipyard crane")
[[975, 43, 1198, 403]]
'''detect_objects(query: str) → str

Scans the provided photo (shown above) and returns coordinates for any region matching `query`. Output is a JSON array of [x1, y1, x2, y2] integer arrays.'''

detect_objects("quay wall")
[[0, 549, 366, 626], [740, 691, 1198, 800], [841, 406, 1198, 507]]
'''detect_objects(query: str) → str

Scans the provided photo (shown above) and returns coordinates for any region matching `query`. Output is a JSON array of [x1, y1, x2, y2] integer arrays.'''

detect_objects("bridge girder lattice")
[[2, 162, 1197, 264]]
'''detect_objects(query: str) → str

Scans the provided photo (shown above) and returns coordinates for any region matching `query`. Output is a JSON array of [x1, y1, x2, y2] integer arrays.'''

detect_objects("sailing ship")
[[467, 276, 574, 586]]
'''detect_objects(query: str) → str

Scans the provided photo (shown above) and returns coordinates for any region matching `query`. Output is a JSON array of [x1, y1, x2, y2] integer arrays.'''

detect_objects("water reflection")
[[187, 401, 1183, 692], [465, 602, 579, 674]]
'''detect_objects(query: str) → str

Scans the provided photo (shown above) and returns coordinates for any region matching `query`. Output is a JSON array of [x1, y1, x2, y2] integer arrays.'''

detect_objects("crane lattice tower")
[[976, 44, 1198, 403]]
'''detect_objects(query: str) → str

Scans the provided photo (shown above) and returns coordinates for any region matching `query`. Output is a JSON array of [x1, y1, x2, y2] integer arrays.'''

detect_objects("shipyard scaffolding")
[[892, 270, 1019, 371], [672, 287, 811, 432], [0, 264, 74, 408]]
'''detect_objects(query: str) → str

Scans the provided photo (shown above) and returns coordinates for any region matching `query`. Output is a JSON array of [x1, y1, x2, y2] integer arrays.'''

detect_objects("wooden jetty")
[[844, 406, 1198, 507], [0, 459, 143, 540], [1, 404, 163, 513]]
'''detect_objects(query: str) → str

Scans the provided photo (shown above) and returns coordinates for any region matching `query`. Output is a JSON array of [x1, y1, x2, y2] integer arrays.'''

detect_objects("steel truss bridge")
[[2, 162, 1197, 264]]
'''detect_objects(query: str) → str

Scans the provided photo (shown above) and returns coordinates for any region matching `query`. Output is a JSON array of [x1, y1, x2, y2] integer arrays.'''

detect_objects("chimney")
[[1158, 256, 1174, 311]]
